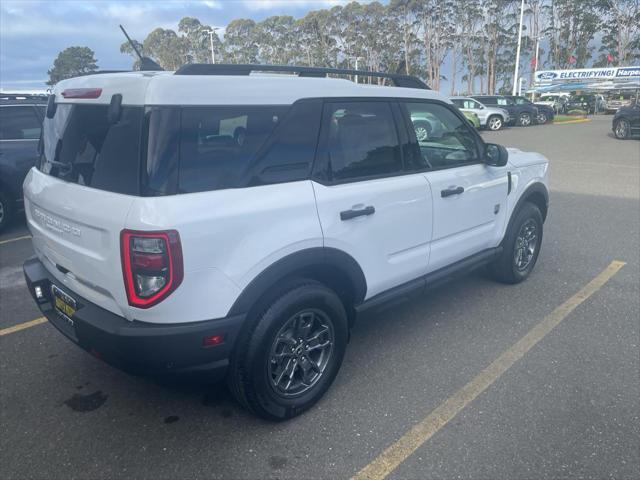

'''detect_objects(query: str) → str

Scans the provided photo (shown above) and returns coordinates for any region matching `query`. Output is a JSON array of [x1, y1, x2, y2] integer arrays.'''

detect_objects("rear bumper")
[[23, 256, 245, 380]]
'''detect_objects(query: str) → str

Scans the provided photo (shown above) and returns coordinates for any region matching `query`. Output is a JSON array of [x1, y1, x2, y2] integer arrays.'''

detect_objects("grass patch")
[[554, 114, 589, 123]]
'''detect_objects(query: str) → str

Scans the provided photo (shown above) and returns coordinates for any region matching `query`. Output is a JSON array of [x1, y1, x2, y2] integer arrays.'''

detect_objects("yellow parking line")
[[0, 235, 31, 246], [353, 260, 626, 480], [553, 118, 591, 125], [0, 317, 47, 337]]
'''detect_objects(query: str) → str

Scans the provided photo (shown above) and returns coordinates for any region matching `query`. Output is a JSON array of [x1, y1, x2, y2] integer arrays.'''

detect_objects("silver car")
[[450, 96, 510, 131]]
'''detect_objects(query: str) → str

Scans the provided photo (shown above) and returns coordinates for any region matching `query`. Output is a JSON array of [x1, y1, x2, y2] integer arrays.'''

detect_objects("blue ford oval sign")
[[537, 72, 557, 80]]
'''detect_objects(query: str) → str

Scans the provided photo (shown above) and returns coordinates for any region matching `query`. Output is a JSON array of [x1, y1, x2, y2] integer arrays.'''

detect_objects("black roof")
[[174, 64, 430, 90]]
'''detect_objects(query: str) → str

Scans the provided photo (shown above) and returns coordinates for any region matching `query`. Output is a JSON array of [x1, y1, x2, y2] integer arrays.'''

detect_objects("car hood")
[[506, 147, 549, 168]]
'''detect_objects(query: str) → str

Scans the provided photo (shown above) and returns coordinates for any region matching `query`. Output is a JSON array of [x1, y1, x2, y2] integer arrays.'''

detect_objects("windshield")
[[40, 103, 144, 195]]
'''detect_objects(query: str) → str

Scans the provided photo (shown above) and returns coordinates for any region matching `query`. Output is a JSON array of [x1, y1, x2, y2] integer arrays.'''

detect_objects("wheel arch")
[[510, 182, 549, 227], [227, 247, 367, 327]]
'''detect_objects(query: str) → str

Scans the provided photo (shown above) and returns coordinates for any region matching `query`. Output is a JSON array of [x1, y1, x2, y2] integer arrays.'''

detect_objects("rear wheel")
[[228, 280, 348, 421], [614, 119, 630, 140], [413, 120, 432, 142], [0, 191, 14, 233], [489, 202, 543, 284], [487, 115, 503, 131], [537, 112, 548, 124], [519, 112, 532, 127]]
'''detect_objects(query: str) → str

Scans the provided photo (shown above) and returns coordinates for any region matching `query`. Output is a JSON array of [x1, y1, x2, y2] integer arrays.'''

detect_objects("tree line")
[[49, 0, 639, 94]]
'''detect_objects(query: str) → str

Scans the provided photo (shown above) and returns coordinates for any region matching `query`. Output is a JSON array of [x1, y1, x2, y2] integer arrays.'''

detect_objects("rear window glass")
[[40, 104, 143, 195], [0, 106, 42, 140]]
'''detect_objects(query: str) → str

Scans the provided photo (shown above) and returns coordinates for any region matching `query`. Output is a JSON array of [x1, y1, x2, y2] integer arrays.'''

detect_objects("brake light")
[[61, 88, 102, 99], [120, 230, 183, 308]]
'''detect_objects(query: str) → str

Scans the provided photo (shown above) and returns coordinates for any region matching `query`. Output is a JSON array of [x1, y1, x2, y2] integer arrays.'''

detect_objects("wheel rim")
[[268, 309, 334, 397], [538, 113, 547, 123], [514, 219, 538, 271], [415, 126, 429, 142], [615, 121, 628, 138], [520, 113, 531, 126], [489, 117, 502, 130]]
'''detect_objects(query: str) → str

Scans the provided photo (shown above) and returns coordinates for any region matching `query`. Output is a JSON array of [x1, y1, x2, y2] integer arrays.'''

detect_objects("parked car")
[[0, 94, 46, 231], [503, 95, 555, 125], [537, 95, 567, 114], [471, 95, 538, 126], [23, 65, 550, 420], [605, 92, 635, 114], [450, 96, 510, 130], [612, 101, 640, 139], [463, 110, 481, 129], [566, 94, 597, 114]]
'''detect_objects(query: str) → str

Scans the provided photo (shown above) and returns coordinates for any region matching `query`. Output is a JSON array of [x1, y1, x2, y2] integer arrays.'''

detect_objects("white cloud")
[[241, 0, 347, 11]]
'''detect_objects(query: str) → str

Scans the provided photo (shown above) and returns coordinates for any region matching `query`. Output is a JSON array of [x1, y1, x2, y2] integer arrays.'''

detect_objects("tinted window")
[[40, 104, 144, 195], [513, 97, 531, 105], [451, 99, 463, 108], [0, 106, 41, 140], [404, 102, 479, 170], [322, 101, 401, 181], [178, 105, 288, 193], [144, 107, 180, 196], [246, 99, 322, 186]]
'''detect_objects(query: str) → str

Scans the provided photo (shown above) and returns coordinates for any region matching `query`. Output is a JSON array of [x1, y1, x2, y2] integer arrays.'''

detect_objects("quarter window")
[[0, 106, 41, 140], [322, 101, 402, 181], [404, 102, 479, 170]]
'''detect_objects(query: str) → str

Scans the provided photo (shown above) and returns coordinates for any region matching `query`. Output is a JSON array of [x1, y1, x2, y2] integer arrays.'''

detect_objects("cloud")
[[241, 0, 348, 11]]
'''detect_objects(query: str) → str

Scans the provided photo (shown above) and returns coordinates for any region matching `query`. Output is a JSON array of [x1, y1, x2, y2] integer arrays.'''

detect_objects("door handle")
[[340, 205, 375, 221], [441, 186, 464, 198]]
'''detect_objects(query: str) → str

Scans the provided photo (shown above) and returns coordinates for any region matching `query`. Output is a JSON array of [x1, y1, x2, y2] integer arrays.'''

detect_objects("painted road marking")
[[0, 317, 47, 337], [0, 235, 31, 246], [353, 260, 626, 480]]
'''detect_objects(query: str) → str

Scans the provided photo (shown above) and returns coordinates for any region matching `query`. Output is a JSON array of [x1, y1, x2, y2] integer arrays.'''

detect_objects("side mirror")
[[107, 94, 123, 124], [485, 143, 508, 167]]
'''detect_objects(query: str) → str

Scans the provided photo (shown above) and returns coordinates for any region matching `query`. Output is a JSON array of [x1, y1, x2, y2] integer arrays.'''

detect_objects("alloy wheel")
[[488, 117, 502, 130], [268, 309, 334, 397], [514, 219, 538, 271], [520, 113, 531, 126], [615, 121, 628, 139], [537, 113, 547, 124]]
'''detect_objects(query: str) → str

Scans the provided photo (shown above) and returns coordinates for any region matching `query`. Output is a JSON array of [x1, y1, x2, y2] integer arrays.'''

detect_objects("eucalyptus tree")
[[595, 0, 640, 65], [223, 19, 259, 64], [178, 17, 222, 64]]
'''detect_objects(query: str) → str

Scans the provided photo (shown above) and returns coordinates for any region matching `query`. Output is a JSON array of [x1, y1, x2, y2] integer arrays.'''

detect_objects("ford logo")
[[537, 72, 557, 80]]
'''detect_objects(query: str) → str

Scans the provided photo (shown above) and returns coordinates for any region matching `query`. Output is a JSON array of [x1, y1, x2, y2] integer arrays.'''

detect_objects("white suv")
[[23, 65, 549, 420]]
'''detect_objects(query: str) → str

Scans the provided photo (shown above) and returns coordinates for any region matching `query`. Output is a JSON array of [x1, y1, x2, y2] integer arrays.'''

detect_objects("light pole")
[[512, 0, 525, 95], [204, 28, 220, 64]]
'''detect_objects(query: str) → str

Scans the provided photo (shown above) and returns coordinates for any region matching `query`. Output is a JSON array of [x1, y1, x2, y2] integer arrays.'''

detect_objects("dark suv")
[[471, 95, 538, 127], [503, 95, 555, 124], [612, 101, 640, 139], [0, 94, 46, 231], [566, 94, 597, 114]]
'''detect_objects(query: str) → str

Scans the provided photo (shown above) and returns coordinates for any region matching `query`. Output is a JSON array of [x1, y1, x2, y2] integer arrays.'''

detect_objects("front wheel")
[[489, 202, 543, 284], [614, 119, 630, 140], [228, 280, 348, 421], [487, 115, 503, 131], [519, 112, 532, 127]]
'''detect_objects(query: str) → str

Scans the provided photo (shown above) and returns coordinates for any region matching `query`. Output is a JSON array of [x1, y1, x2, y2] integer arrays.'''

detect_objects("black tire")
[[489, 202, 543, 284], [519, 112, 532, 127], [0, 191, 14, 233], [487, 115, 503, 131], [228, 279, 348, 421], [614, 119, 630, 140], [537, 112, 548, 124]]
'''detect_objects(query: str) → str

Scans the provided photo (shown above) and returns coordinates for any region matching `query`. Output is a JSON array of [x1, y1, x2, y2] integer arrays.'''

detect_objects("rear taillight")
[[61, 88, 102, 99], [120, 230, 183, 308]]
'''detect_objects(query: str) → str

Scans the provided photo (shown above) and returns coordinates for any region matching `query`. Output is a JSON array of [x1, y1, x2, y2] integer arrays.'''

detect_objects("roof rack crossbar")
[[174, 64, 430, 90]]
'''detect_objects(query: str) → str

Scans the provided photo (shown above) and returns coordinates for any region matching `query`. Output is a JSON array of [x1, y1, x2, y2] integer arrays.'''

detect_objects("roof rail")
[[174, 64, 430, 90]]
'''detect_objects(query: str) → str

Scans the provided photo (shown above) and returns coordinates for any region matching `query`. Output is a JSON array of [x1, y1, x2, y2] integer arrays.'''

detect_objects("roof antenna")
[[119, 24, 163, 71]]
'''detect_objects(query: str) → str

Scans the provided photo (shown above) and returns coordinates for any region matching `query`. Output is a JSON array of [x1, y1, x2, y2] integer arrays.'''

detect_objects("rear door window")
[[0, 106, 42, 140], [319, 101, 402, 182]]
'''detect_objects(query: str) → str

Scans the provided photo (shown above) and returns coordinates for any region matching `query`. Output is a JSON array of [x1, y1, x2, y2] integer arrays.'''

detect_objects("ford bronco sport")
[[23, 65, 549, 420]]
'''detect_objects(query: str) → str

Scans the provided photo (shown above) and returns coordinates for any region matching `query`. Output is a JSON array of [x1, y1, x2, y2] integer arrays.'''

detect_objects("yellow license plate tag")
[[52, 285, 76, 319]]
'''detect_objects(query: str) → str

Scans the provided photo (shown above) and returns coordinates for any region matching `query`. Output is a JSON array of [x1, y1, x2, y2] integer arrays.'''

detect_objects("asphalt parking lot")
[[1, 115, 638, 479]]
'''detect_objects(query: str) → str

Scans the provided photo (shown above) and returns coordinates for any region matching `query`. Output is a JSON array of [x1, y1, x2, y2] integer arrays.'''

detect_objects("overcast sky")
[[0, 0, 359, 91]]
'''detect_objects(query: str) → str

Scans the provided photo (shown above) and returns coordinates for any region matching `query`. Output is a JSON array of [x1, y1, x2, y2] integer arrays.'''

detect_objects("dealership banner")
[[535, 66, 640, 83]]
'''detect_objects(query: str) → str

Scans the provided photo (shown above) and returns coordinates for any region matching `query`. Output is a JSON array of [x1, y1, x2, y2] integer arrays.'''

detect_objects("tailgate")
[[24, 168, 134, 317]]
